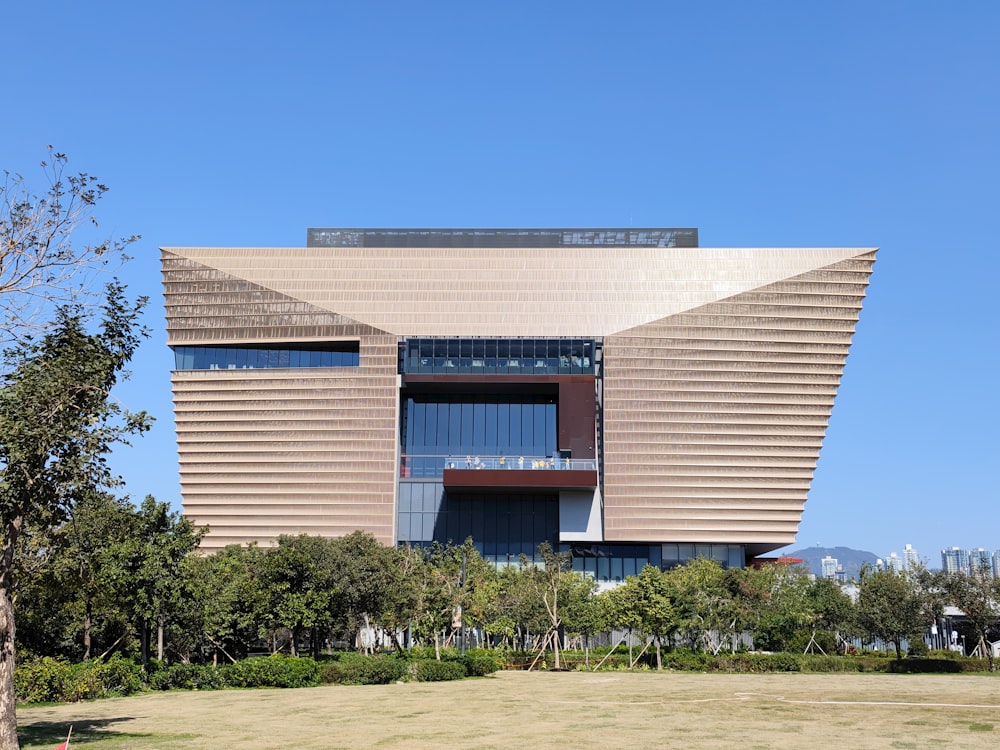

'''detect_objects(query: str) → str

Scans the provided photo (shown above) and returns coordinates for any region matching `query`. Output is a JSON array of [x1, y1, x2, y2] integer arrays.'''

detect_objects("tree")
[[938, 566, 1000, 671], [855, 566, 935, 659], [1, 149, 138, 345], [19, 492, 136, 660], [0, 286, 149, 747], [520, 543, 576, 669], [112, 496, 204, 663], [560, 574, 602, 667], [803, 577, 856, 653], [616, 565, 678, 669], [194, 544, 269, 661], [729, 564, 811, 653], [260, 535, 340, 657], [328, 531, 397, 653], [665, 558, 729, 653]]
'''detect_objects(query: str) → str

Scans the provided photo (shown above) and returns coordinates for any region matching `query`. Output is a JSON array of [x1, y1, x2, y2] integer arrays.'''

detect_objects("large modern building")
[[161, 228, 876, 580]]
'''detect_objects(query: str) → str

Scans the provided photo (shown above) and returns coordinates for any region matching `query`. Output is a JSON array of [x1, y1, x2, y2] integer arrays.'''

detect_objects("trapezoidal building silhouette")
[[161, 228, 876, 579]]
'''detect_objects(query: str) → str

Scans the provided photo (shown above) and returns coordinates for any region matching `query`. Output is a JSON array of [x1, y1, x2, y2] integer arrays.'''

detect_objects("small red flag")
[[54, 724, 72, 749]]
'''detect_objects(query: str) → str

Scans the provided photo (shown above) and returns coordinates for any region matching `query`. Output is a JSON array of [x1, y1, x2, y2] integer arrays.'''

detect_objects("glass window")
[[521, 404, 534, 453], [437, 403, 450, 449], [496, 403, 510, 452], [485, 402, 498, 454], [533, 403, 547, 455], [474, 401, 486, 452], [424, 403, 438, 450], [461, 403, 474, 453]]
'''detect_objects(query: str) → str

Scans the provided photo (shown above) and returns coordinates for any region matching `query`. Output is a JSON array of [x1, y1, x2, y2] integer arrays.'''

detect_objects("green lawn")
[[18, 670, 1000, 749]]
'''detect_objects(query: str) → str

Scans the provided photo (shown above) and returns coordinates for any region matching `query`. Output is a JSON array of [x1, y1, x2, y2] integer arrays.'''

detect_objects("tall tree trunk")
[[157, 615, 165, 661], [140, 617, 149, 666], [1, 517, 23, 749], [82, 599, 93, 661], [0, 586, 20, 750]]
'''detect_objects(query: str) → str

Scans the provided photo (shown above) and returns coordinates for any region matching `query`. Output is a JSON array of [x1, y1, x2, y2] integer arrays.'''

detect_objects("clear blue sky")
[[3, 1, 997, 563]]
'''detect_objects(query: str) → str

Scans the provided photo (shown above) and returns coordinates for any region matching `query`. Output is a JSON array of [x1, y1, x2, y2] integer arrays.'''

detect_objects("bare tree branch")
[[0, 147, 139, 346]]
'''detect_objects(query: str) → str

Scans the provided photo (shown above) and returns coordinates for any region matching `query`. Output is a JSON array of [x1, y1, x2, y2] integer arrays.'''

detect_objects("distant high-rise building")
[[941, 547, 969, 574], [968, 548, 992, 576], [885, 552, 903, 573], [994, 551, 1000, 578], [821, 555, 839, 579], [902, 543, 918, 570]]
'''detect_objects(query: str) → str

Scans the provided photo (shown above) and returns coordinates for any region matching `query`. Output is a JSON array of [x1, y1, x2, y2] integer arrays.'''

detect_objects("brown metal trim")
[[442, 468, 597, 492]]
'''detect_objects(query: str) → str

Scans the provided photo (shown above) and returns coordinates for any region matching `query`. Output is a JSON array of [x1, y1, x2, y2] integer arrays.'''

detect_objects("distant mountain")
[[786, 546, 879, 581]]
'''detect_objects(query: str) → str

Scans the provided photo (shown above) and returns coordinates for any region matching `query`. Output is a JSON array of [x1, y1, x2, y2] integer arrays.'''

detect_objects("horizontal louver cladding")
[[163, 254, 400, 552], [602, 252, 876, 550], [162, 243, 875, 554], [163, 246, 871, 338]]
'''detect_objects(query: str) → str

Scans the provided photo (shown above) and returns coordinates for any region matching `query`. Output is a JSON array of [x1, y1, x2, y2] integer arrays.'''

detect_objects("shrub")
[[661, 651, 710, 672], [710, 653, 801, 673], [221, 656, 319, 688], [462, 649, 501, 677], [63, 657, 146, 701], [405, 646, 462, 662], [887, 658, 963, 674], [149, 663, 226, 691], [14, 657, 73, 704], [411, 659, 467, 682], [799, 655, 864, 673], [320, 656, 407, 685]]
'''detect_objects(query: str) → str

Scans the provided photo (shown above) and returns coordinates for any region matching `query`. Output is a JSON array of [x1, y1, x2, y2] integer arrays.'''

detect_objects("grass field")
[[18, 670, 1000, 749]]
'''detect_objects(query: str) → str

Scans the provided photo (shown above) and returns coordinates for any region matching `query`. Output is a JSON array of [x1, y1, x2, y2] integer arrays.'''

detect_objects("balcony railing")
[[400, 454, 597, 479]]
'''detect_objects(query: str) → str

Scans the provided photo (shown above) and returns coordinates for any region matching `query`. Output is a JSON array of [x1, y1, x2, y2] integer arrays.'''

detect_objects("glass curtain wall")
[[402, 395, 557, 477]]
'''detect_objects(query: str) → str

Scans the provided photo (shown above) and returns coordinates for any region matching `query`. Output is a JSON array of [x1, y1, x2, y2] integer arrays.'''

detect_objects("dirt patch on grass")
[[19, 671, 1000, 749]]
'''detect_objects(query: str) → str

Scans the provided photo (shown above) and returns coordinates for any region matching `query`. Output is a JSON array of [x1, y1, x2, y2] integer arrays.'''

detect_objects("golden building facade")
[[162, 229, 875, 572]]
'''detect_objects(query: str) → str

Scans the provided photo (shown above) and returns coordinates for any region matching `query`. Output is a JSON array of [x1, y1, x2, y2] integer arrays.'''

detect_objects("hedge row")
[[499, 649, 993, 674], [17, 650, 502, 704]]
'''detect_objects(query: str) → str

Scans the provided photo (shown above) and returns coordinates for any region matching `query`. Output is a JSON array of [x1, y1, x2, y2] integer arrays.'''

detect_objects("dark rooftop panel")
[[306, 228, 698, 248]]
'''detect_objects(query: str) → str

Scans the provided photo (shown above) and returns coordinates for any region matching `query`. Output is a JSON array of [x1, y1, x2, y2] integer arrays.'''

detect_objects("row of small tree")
[[16, 517, 1000, 672]]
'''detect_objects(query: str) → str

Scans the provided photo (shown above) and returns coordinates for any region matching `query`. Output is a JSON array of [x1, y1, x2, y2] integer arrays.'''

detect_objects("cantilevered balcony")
[[401, 454, 598, 492]]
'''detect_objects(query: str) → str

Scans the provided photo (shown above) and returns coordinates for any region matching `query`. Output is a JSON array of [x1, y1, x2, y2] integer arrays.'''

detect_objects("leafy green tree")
[[803, 577, 856, 652], [518, 543, 577, 669], [855, 566, 934, 659], [0, 287, 149, 747], [601, 581, 644, 664], [665, 558, 729, 653], [112, 496, 204, 663], [261, 535, 340, 657], [560, 573, 603, 666], [621, 565, 679, 668], [470, 565, 523, 648], [328, 531, 397, 653], [938, 566, 1000, 671], [730, 564, 811, 653], [19, 492, 135, 659], [408, 541, 495, 656], [195, 544, 269, 660]]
